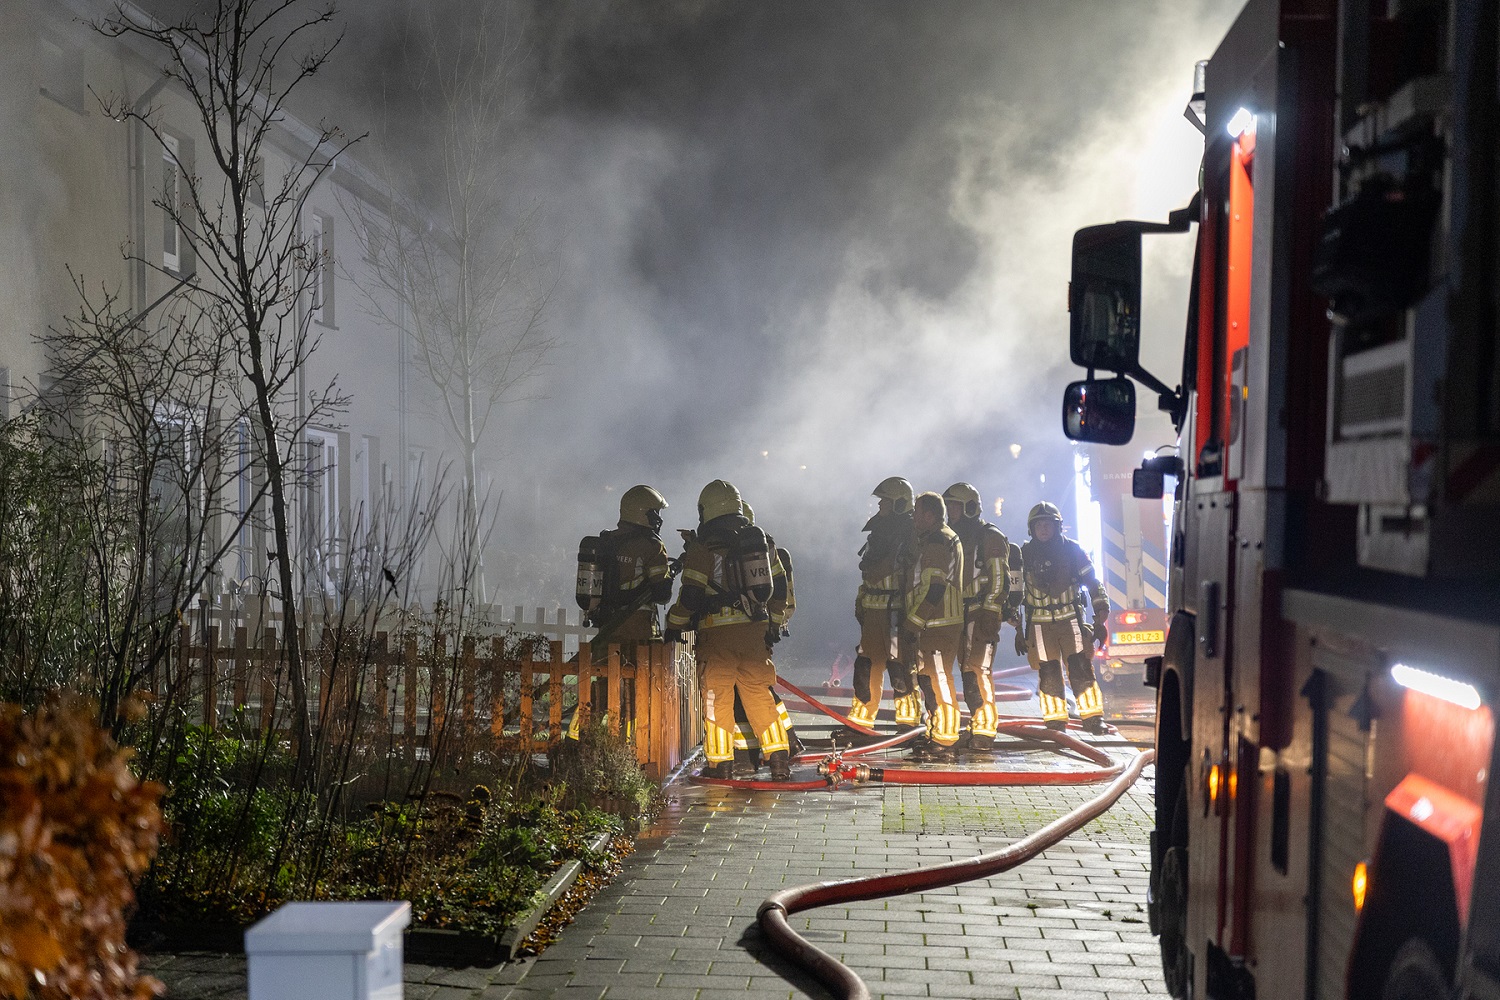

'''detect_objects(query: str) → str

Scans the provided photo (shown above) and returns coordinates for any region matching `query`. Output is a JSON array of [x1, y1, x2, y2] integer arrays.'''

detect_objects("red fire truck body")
[[1062, 2, 1500, 999]]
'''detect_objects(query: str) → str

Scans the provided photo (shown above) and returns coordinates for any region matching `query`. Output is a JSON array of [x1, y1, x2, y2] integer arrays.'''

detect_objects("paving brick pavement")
[[141, 753, 1163, 1000]]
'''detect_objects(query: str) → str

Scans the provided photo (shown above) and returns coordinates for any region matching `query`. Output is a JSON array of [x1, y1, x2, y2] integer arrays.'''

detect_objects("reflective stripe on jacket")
[[953, 518, 1010, 616], [905, 524, 964, 630], [1020, 536, 1107, 623]]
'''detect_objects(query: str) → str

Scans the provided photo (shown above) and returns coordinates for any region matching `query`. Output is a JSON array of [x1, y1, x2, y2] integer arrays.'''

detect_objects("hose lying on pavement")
[[756, 748, 1157, 1000]]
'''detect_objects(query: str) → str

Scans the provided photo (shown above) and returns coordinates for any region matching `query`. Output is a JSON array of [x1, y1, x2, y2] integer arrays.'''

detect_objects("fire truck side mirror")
[[1133, 455, 1183, 499], [1133, 467, 1165, 500], [1062, 377, 1135, 445], [1069, 222, 1143, 374]]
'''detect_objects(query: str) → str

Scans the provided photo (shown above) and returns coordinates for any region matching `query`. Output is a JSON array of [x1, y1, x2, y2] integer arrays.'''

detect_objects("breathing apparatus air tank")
[[732, 523, 775, 612], [575, 535, 605, 615]]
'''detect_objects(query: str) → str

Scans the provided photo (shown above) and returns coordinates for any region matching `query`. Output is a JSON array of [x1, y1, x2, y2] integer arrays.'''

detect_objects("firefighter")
[[903, 491, 965, 761], [730, 505, 802, 775], [943, 482, 1009, 751], [843, 477, 922, 742], [1015, 501, 1109, 733], [567, 485, 675, 741], [665, 481, 791, 781]]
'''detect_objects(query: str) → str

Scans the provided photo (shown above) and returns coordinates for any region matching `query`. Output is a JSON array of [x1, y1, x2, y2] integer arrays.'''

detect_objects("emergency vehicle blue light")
[[1226, 107, 1255, 138], [1392, 663, 1482, 710]]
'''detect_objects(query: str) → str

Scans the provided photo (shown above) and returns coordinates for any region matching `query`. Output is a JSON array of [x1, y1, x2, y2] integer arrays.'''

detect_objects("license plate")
[[1113, 630, 1165, 645]]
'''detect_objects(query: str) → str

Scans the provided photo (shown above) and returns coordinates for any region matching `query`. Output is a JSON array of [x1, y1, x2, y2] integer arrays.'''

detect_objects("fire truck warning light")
[[1391, 663, 1482, 711]]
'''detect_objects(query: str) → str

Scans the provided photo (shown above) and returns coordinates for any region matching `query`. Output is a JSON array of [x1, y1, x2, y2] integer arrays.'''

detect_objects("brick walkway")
[[143, 753, 1163, 1000]]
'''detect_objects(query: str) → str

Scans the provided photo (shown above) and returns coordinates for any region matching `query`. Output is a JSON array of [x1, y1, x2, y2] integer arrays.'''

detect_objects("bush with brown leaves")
[[0, 693, 164, 1000]]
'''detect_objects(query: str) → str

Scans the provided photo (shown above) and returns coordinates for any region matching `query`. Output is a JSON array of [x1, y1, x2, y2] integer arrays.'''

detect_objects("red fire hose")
[[757, 748, 1157, 1000], [774, 676, 880, 735], [690, 674, 1129, 790]]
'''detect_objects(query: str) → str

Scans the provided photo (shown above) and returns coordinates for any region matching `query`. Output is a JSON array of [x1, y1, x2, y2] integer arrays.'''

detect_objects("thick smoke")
[[328, 1, 1238, 676]]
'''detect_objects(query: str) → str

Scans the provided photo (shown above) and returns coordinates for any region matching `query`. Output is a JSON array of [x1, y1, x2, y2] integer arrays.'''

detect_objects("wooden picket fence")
[[151, 621, 700, 780]]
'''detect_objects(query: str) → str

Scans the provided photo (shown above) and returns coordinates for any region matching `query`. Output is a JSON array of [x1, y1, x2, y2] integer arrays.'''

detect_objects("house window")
[[148, 402, 200, 567], [162, 135, 183, 272], [306, 428, 340, 592], [234, 419, 255, 583], [308, 212, 334, 326]]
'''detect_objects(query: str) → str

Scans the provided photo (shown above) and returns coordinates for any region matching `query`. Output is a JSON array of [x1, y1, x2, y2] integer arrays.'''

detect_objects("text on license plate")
[[1113, 630, 1165, 645]]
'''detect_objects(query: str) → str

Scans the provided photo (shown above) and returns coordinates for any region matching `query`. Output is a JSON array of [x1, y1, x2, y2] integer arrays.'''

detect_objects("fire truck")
[[1078, 444, 1170, 690], [1060, 2, 1500, 999]]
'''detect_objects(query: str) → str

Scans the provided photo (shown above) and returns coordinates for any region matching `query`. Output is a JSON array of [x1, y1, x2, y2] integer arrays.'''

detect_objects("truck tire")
[[1381, 939, 1448, 1000], [1160, 845, 1190, 998]]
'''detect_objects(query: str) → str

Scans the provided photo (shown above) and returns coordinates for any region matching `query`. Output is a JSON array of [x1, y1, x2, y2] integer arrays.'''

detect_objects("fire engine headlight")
[[1352, 860, 1368, 911]]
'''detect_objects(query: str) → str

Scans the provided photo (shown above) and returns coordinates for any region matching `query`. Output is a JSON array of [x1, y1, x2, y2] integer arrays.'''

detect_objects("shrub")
[[0, 692, 164, 1000], [550, 716, 658, 820]]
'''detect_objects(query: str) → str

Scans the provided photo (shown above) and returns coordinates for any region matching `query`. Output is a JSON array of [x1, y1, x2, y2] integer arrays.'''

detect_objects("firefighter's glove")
[[1092, 622, 1108, 650], [973, 607, 1003, 643], [664, 628, 685, 645], [1013, 628, 1027, 658], [765, 625, 781, 647]]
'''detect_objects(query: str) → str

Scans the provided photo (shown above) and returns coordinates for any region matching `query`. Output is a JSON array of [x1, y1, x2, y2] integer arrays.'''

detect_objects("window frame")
[[162, 134, 183, 273]]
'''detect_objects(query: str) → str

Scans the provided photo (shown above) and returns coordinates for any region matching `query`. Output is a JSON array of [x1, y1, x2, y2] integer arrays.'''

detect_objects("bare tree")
[[344, 0, 558, 609], [37, 276, 272, 733], [95, 0, 360, 780]]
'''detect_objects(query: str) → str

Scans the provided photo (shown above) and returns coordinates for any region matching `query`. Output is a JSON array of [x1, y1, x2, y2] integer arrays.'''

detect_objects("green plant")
[[550, 716, 657, 818]]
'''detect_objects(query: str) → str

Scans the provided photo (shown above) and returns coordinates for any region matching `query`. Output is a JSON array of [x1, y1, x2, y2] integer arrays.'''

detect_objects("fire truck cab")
[[1062, 2, 1500, 1000]]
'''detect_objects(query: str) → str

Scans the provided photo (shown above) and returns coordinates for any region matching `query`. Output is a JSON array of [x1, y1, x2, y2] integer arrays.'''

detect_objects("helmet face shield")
[[620, 484, 668, 528], [872, 476, 914, 516], [943, 482, 982, 520]]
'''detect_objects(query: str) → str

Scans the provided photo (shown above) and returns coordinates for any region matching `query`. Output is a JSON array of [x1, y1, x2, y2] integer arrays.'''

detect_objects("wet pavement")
[[143, 731, 1165, 1000]]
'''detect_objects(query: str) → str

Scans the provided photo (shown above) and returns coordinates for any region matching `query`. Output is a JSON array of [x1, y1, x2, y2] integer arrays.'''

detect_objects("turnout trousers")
[[957, 612, 1001, 740], [699, 621, 787, 763], [850, 612, 922, 729], [912, 623, 962, 747], [1026, 617, 1104, 723]]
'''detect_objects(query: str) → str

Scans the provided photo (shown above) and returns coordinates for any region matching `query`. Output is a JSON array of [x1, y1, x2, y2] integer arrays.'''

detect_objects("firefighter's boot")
[[703, 760, 734, 779], [767, 750, 792, 782], [732, 747, 758, 778]]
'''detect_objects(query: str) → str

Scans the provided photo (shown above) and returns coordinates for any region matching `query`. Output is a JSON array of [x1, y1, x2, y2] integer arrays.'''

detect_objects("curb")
[[498, 829, 612, 960]]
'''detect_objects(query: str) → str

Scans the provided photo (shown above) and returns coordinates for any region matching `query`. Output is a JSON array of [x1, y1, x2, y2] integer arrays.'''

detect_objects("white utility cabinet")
[[245, 901, 410, 1000]]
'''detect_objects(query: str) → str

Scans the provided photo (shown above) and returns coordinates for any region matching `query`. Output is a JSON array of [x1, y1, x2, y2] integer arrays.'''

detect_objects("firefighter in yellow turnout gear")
[[730, 505, 802, 774], [1016, 502, 1108, 733], [666, 481, 791, 781], [904, 492, 965, 761], [943, 483, 1010, 751], [846, 477, 923, 738], [568, 486, 675, 740]]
